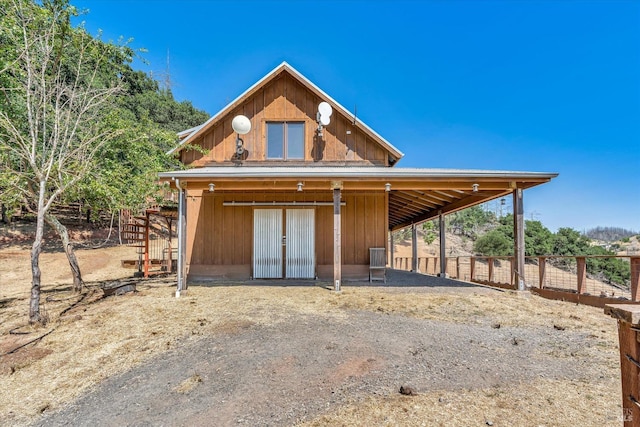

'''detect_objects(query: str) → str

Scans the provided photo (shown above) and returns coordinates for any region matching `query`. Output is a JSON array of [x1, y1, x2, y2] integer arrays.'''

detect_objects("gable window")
[[267, 122, 305, 160]]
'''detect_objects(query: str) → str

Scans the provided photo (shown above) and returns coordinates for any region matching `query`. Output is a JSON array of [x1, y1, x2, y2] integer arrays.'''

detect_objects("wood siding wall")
[[185, 191, 386, 278], [180, 73, 388, 166]]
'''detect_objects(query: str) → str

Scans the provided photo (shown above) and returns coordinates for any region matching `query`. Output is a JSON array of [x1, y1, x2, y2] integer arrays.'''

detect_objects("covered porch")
[[158, 166, 557, 296]]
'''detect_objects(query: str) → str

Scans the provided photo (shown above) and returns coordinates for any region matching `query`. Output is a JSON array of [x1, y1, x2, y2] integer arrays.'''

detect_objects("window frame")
[[266, 121, 306, 160]]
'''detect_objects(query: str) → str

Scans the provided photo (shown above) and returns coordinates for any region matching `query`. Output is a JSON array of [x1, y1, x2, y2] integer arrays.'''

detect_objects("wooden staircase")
[[120, 208, 177, 278]]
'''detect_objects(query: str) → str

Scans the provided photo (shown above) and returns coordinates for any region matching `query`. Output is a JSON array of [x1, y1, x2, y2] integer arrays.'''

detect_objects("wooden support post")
[[438, 212, 447, 277], [166, 217, 173, 272], [389, 231, 394, 268], [456, 257, 460, 279], [144, 211, 150, 278], [509, 257, 515, 285], [631, 257, 640, 302], [605, 304, 640, 426], [333, 186, 342, 292], [470, 257, 475, 282], [488, 257, 494, 283], [513, 188, 525, 290], [176, 184, 187, 296], [411, 224, 417, 272], [576, 257, 586, 294], [538, 257, 546, 289]]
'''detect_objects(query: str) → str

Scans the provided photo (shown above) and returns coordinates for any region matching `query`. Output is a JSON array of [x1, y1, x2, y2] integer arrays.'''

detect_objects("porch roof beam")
[[164, 179, 544, 192], [390, 191, 513, 231], [392, 191, 439, 210]]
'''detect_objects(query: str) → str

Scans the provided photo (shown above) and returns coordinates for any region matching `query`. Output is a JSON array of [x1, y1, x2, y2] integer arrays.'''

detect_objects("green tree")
[[448, 205, 496, 239], [474, 217, 554, 257], [552, 227, 592, 255], [524, 220, 554, 256], [0, 0, 129, 322], [393, 226, 411, 242], [473, 228, 512, 256], [421, 221, 437, 245]]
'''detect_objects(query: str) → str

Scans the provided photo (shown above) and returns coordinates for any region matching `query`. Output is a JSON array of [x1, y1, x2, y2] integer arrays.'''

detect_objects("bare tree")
[[0, 0, 126, 323]]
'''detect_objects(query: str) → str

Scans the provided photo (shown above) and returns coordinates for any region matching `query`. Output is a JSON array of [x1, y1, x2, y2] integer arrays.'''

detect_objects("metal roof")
[[167, 62, 405, 160], [158, 166, 557, 180]]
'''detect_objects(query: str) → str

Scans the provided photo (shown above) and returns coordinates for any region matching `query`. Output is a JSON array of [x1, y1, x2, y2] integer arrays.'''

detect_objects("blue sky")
[[73, 0, 639, 232]]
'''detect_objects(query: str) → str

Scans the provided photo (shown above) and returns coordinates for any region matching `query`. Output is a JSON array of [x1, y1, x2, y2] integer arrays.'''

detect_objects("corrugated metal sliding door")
[[253, 209, 283, 279], [286, 209, 315, 279]]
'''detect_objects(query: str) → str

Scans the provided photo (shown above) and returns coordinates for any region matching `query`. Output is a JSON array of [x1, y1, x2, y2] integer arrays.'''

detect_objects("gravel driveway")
[[33, 290, 592, 427]]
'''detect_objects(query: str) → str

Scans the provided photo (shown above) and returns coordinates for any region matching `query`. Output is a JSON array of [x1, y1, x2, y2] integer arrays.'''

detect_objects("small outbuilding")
[[159, 62, 557, 294]]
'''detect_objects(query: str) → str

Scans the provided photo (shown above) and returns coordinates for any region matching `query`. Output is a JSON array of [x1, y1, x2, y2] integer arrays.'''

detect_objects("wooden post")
[[389, 231, 394, 268], [438, 212, 447, 277], [470, 257, 475, 282], [605, 304, 640, 426], [538, 257, 546, 289], [411, 224, 417, 272], [488, 257, 494, 283], [509, 257, 515, 285], [333, 186, 342, 291], [144, 211, 150, 278], [456, 257, 460, 279], [513, 188, 525, 290], [176, 183, 187, 296], [166, 217, 173, 272], [576, 257, 586, 294], [631, 257, 640, 302]]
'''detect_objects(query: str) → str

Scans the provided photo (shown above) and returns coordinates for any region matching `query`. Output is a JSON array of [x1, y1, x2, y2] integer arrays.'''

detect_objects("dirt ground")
[[0, 232, 624, 426]]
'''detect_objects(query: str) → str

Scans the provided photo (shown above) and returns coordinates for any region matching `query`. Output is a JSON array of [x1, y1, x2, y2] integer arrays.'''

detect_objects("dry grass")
[[174, 373, 203, 394], [0, 246, 622, 425], [299, 377, 621, 427]]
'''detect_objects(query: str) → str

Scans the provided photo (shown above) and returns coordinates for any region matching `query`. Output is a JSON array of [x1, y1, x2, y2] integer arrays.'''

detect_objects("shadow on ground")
[[189, 269, 481, 289]]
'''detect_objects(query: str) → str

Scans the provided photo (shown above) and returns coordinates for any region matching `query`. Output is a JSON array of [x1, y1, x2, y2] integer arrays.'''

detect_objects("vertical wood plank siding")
[[186, 191, 386, 272], [181, 74, 387, 166]]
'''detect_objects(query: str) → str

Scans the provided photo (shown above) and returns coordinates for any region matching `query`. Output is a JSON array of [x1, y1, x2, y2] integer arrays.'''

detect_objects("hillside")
[[392, 229, 473, 259], [584, 226, 638, 242], [614, 235, 640, 255]]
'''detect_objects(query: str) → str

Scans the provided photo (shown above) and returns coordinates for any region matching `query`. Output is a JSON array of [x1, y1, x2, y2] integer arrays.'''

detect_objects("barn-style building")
[[159, 62, 557, 295]]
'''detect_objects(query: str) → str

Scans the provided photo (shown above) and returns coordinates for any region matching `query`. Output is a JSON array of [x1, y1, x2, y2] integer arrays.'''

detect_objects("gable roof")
[[168, 61, 405, 161]]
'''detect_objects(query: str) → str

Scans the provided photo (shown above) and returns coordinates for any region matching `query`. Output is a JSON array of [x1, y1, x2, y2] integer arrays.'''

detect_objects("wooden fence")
[[393, 255, 640, 307]]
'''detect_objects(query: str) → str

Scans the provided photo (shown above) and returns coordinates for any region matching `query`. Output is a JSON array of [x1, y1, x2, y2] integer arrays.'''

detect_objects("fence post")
[[144, 210, 150, 279], [456, 257, 460, 279], [576, 257, 586, 294], [411, 224, 417, 272], [509, 257, 515, 286], [605, 304, 640, 426], [538, 257, 546, 289], [470, 257, 475, 282], [488, 257, 494, 283], [631, 257, 640, 302]]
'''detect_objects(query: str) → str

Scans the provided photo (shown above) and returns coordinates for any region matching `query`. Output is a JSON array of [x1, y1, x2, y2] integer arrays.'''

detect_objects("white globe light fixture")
[[231, 115, 251, 156], [232, 115, 251, 135], [316, 102, 333, 137]]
